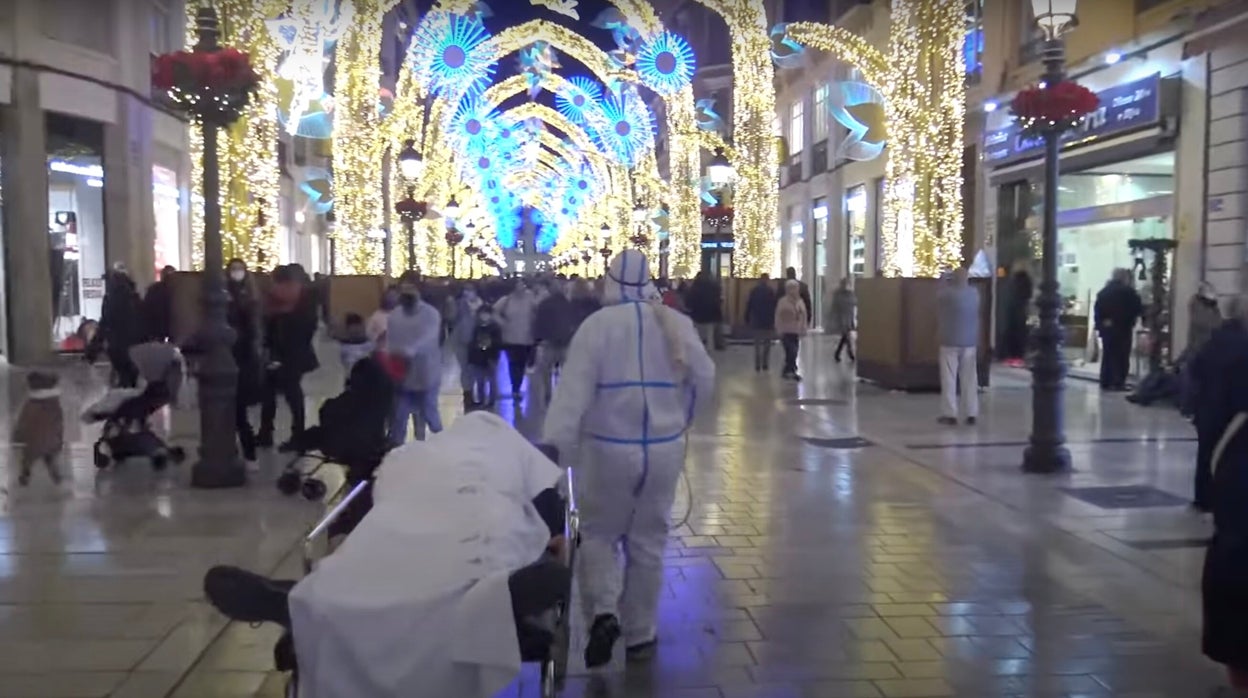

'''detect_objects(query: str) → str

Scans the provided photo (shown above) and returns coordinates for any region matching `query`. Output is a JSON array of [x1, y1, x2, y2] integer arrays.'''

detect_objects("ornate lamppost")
[[1018, 0, 1097, 474], [152, 6, 260, 488], [395, 187, 427, 274], [581, 233, 593, 276], [446, 225, 464, 277]]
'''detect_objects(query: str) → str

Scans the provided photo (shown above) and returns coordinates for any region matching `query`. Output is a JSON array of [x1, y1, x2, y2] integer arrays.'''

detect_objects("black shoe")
[[792, 374, 802, 382], [626, 639, 658, 663], [584, 614, 621, 668], [966, 417, 977, 425], [256, 432, 274, 449], [937, 417, 958, 426], [203, 565, 295, 627]]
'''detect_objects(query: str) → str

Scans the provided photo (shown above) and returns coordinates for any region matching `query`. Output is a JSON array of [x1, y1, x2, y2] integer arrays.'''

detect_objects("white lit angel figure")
[[267, 0, 354, 136]]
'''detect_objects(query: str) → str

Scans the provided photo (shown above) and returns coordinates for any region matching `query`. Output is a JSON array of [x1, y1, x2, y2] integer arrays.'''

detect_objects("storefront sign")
[[82, 277, 105, 300], [983, 74, 1163, 165]]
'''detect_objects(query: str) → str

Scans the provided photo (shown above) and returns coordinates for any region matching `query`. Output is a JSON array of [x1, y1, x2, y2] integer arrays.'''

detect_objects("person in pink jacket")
[[774, 280, 808, 381]]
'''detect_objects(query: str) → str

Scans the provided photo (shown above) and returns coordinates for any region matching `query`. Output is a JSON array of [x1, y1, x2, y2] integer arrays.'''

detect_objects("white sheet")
[[288, 412, 563, 698]]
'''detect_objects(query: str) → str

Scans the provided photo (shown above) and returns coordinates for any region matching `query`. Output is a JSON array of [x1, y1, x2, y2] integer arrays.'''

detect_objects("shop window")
[[812, 197, 828, 321], [846, 185, 867, 277], [47, 114, 107, 351], [965, 1, 984, 85], [812, 83, 830, 143], [41, 0, 116, 56], [153, 165, 182, 273], [789, 100, 804, 155], [150, 0, 177, 55]]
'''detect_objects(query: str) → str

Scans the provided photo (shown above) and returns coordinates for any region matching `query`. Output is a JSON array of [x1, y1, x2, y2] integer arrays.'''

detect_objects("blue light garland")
[[555, 76, 603, 124], [592, 86, 656, 168], [409, 12, 495, 98], [636, 31, 696, 96]]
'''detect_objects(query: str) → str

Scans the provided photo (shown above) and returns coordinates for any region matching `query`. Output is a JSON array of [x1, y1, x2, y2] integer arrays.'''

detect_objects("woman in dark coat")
[[259, 264, 319, 450], [226, 258, 264, 468], [1199, 296, 1248, 689], [89, 270, 145, 387]]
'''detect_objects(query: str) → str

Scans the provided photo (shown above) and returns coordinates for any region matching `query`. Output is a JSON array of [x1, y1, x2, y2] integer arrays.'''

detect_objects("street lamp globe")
[[707, 149, 734, 186], [632, 202, 648, 224], [1030, 0, 1078, 39], [397, 139, 423, 180], [444, 196, 461, 220]]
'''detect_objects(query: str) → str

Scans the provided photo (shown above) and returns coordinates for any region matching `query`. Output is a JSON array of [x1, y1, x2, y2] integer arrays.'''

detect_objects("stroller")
[[276, 356, 394, 503], [83, 342, 187, 471]]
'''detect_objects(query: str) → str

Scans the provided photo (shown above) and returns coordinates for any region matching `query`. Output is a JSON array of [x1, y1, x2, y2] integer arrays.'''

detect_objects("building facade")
[[974, 0, 1231, 381], [0, 0, 192, 364]]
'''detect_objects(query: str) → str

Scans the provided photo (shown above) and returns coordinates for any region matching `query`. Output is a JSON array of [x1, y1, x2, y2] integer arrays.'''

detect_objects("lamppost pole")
[[1023, 4, 1076, 474], [190, 5, 244, 489]]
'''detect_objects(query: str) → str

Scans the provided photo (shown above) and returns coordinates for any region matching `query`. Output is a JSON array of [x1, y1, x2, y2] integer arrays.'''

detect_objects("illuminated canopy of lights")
[[635, 31, 696, 96]]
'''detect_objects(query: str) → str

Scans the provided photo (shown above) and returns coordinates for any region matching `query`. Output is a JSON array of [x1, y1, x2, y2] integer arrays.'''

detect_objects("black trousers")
[[1195, 417, 1218, 508], [503, 344, 534, 393], [1100, 331, 1132, 388], [110, 349, 139, 388], [781, 334, 800, 375], [260, 369, 306, 439], [834, 332, 855, 362], [236, 398, 257, 461]]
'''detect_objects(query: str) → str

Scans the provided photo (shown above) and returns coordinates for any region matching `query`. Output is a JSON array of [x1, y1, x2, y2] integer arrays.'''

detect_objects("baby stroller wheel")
[[169, 446, 186, 463], [301, 478, 328, 501], [277, 471, 302, 496]]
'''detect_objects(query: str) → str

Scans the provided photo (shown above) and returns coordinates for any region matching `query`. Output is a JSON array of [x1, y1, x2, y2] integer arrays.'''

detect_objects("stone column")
[[104, 94, 156, 289], [1204, 45, 1248, 300], [1, 67, 53, 365]]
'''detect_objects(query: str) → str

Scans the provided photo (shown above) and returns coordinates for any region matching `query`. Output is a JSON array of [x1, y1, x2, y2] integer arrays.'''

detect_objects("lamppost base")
[[1022, 444, 1072, 474], [191, 458, 247, 489]]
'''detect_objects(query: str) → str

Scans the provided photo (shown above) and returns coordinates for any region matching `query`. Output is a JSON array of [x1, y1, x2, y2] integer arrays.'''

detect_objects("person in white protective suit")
[[278, 411, 565, 698], [543, 249, 716, 668]]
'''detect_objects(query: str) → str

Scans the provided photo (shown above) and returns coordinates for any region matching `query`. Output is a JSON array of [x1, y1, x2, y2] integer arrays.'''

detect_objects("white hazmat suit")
[[543, 250, 715, 656]]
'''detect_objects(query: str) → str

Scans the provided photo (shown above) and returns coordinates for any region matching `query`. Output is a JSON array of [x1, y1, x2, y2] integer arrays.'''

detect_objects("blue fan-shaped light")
[[829, 81, 887, 162], [593, 88, 656, 167], [450, 96, 498, 153], [299, 166, 333, 215], [409, 12, 495, 97], [636, 32, 696, 96], [277, 96, 334, 139], [555, 76, 603, 124]]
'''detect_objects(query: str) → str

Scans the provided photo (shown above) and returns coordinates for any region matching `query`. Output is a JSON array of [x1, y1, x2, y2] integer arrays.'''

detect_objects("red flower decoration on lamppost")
[[151, 47, 259, 126], [1010, 81, 1099, 134], [395, 198, 427, 222], [701, 204, 734, 227]]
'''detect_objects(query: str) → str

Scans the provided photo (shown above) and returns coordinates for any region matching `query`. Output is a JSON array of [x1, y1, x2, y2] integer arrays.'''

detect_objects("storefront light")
[[983, 101, 998, 113], [1104, 51, 1122, 65], [813, 204, 829, 220], [49, 160, 104, 178], [86, 178, 104, 188]]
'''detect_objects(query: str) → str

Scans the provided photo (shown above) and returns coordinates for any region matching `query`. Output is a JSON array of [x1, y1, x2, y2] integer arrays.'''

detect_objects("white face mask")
[[229, 269, 245, 282]]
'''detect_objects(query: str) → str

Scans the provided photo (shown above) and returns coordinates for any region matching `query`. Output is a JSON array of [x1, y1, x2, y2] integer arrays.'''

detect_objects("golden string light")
[[331, 0, 387, 274], [187, 0, 283, 269], [787, 1, 965, 277], [691, 0, 778, 277]]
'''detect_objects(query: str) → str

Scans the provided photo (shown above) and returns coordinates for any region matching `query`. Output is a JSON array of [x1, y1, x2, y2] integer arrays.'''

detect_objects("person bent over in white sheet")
[[203, 411, 568, 698], [543, 249, 716, 667]]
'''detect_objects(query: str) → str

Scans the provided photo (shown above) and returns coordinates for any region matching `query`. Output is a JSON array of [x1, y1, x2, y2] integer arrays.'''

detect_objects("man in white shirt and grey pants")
[[937, 268, 981, 425]]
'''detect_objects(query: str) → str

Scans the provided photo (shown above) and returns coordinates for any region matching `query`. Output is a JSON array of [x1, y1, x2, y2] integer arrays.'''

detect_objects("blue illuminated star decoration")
[[592, 87, 656, 168], [450, 96, 498, 154], [770, 23, 806, 70], [695, 98, 724, 134], [636, 31, 695, 96], [299, 166, 333, 214], [556, 76, 602, 124], [829, 81, 887, 162], [409, 12, 494, 98]]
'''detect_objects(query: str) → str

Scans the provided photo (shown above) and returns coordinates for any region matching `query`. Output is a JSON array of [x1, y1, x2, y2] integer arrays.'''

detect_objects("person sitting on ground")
[[203, 411, 570, 698]]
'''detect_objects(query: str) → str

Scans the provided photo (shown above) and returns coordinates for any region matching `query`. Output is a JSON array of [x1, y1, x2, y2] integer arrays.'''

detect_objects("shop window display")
[[153, 165, 182, 273], [47, 114, 107, 351], [1020, 151, 1175, 380], [846, 185, 867, 277]]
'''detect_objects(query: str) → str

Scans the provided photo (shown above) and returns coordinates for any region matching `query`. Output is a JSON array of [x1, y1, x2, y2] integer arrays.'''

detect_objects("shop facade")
[[982, 57, 1199, 381], [0, 0, 193, 363]]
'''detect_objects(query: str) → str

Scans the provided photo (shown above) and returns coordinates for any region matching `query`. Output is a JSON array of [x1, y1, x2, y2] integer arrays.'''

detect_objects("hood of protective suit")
[[603, 250, 658, 305]]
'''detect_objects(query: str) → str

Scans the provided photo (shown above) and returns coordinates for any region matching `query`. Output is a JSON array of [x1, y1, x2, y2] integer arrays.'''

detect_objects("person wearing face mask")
[[226, 259, 264, 471], [449, 283, 484, 407], [259, 265, 320, 450], [386, 283, 444, 443]]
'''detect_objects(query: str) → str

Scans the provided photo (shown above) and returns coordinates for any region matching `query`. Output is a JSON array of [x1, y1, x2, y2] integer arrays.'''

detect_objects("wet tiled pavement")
[[0, 336, 1226, 697]]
